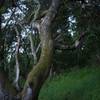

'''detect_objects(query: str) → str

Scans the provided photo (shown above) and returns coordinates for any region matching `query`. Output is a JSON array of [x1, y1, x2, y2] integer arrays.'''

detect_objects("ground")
[[39, 66, 100, 100]]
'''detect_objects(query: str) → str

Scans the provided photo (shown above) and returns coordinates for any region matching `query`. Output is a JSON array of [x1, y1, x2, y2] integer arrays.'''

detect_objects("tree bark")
[[21, 0, 60, 100]]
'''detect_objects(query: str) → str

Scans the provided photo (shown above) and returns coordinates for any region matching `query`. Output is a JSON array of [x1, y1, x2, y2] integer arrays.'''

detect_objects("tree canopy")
[[0, 0, 100, 100]]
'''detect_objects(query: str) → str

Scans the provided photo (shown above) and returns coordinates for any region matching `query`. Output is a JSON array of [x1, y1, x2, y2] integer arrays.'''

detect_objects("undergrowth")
[[39, 66, 100, 100]]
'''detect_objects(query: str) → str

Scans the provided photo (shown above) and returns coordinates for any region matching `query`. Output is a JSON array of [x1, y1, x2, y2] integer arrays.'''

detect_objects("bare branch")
[[29, 33, 37, 65], [17, 21, 38, 65], [28, 0, 41, 64], [36, 42, 41, 53], [13, 26, 20, 91], [55, 34, 62, 41]]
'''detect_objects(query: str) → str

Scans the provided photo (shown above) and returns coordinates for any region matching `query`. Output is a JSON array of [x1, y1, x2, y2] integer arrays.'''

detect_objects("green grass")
[[39, 67, 100, 100]]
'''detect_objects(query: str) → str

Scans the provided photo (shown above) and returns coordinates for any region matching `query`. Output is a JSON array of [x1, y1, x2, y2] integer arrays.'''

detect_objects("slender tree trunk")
[[21, 0, 60, 100]]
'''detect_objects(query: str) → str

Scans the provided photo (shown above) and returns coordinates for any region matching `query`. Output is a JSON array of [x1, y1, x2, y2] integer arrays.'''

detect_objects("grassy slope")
[[39, 67, 100, 100]]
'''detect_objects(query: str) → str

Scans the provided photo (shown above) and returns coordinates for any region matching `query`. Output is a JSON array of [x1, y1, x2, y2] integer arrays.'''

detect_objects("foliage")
[[39, 66, 100, 100], [1, 0, 100, 75], [0, 0, 100, 99]]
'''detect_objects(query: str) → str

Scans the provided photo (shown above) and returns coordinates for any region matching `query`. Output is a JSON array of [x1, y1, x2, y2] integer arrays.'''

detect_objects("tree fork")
[[21, 0, 60, 100]]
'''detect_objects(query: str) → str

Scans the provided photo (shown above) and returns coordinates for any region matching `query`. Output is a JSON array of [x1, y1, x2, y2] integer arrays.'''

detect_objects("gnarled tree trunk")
[[21, 0, 60, 100]]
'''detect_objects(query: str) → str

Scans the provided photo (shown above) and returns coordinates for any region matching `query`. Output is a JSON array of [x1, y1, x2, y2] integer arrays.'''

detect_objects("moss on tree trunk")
[[21, 0, 60, 100]]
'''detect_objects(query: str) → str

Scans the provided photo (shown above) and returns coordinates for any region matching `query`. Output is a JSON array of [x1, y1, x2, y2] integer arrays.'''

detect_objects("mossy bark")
[[21, 0, 60, 100]]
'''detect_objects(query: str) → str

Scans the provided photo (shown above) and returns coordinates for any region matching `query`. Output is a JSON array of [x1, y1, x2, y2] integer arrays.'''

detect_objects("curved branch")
[[21, 0, 60, 100]]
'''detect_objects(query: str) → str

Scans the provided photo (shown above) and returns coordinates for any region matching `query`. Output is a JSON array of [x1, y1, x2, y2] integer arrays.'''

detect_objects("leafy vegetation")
[[0, 0, 100, 99], [39, 66, 100, 100]]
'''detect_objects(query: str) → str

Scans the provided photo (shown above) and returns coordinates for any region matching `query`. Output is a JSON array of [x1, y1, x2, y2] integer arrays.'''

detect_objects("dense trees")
[[0, 0, 100, 100]]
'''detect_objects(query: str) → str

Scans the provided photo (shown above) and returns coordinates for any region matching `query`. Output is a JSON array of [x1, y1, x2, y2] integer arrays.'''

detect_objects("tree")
[[0, 0, 60, 100], [0, 0, 100, 100], [21, 0, 60, 100]]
